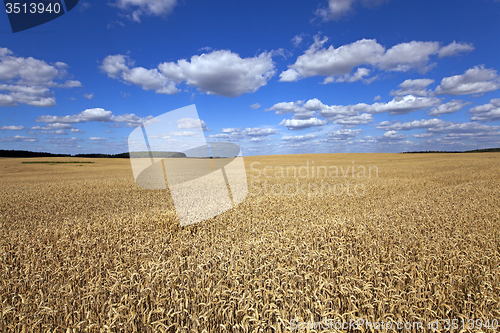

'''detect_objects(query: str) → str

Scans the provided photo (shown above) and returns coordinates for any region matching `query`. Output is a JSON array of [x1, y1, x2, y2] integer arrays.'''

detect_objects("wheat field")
[[1, 153, 499, 332]]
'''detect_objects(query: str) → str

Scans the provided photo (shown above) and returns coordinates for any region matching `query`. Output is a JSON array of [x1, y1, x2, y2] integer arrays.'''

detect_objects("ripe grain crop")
[[1, 154, 499, 332]]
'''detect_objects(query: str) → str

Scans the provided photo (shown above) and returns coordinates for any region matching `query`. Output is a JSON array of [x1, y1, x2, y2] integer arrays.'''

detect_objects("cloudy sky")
[[1, 0, 499, 155]]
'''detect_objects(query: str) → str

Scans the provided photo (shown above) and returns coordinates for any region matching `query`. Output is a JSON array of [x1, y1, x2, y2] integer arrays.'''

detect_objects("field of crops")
[[1, 153, 499, 332]]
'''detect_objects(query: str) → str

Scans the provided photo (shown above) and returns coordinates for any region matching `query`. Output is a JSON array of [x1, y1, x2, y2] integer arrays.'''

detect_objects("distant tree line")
[[401, 148, 500, 153], [0, 150, 189, 158]]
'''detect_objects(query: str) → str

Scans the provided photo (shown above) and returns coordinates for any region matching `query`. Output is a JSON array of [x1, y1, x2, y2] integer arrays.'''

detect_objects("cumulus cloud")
[[101, 54, 179, 94], [469, 98, 500, 122], [36, 108, 154, 127], [435, 65, 500, 96], [221, 127, 241, 133], [409, 121, 498, 136], [323, 128, 362, 142], [241, 128, 279, 137], [31, 123, 77, 130], [438, 41, 474, 58], [315, 0, 389, 21], [390, 79, 435, 96], [379, 130, 408, 140], [0, 135, 38, 142], [335, 113, 373, 126], [378, 41, 440, 73], [158, 50, 275, 97], [249, 103, 261, 109], [428, 99, 471, 116], [376, 118, 445, 131], [265, 100, 317, 119], [282, 133, 318, 142], [169, 131, 199, 137], [269, 95, 439, 133], [113, 0, 178, 22], [1, 125, 24, 130], [279, 118, 328, 130], [324, 67, 371, 84], [84, 92, 94, 100], [367, 95, 441, 115], [279, 37, 383, 82], [208, 127, 278, 141], [102, 50, 275, 97], [0, 48, 81, 107], [45, 137, 82, 147], [319, 95, 441, 116], [177, 117, 211, 131], [280, 37, 475, 82]]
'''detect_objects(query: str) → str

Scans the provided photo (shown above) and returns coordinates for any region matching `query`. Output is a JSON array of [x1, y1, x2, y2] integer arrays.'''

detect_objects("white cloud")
[[282, 133, 318, 142], [45, 137, 82, 147], [158, 50, 275, 97], [84, 92, 94, 100], [249, 103, 261, 109], [317, 95, 440, 116], [334, 113, 373, 126], [221, 127, 241, 133], [428, 99, 471, 116], [325, 67, 371, 83], [103, 50, 275, 97], [0, 48, 81, 107], [170, 131, 199, 137], [281, 37, 476, 83], [266, 100, 304, 114], [376, 118, 445, 131], [373, 95, 381, 101], [323, 128, 361, 142], [292, 35, 304, 47], [31, 123, 76, 130], [89, 137, 106, 141], [413, 133, 434, 138], [427, 121, 499, 134], [0, 135, 38, 142], [315, 0, 389, 21], [435, 65, 500, 96], [36, 108, 154, 127], [208, 133, 230, 140], [469, 98, 500, 122], [368, 95, 441, 115], [390, 78, 435, 96], [380, 130, 408, 140], [41, 129, 67, 135], [241, 128, 279, 137], [378, 41, 440, 73], [209, 127, 278, 141], [438, 41, 474, 58], [113, 0, 178, 22], [101, 55, 179, 94], [1, 125, 24, 130], [280, 37, 383, 82], [279, 118, 328, 130], [177, 118, 210, 131]]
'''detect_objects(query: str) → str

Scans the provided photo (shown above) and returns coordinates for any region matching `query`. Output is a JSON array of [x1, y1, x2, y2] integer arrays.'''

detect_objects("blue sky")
[[1, 0, 500, 155]]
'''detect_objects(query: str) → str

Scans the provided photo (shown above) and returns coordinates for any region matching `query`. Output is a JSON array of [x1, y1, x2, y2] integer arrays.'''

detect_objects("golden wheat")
[[0, 154, 499, 332]]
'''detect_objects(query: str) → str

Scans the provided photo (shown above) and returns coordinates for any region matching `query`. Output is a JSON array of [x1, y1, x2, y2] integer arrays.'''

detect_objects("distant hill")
[[0, 150, 186, 158], [401, 148, 500, 153]]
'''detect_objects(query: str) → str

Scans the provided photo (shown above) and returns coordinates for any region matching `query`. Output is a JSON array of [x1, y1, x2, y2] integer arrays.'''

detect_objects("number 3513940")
[[5, 2, 62, 14]]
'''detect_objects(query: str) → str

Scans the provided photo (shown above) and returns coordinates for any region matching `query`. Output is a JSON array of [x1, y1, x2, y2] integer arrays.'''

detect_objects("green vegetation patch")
[[21, 161, 95, 164]]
